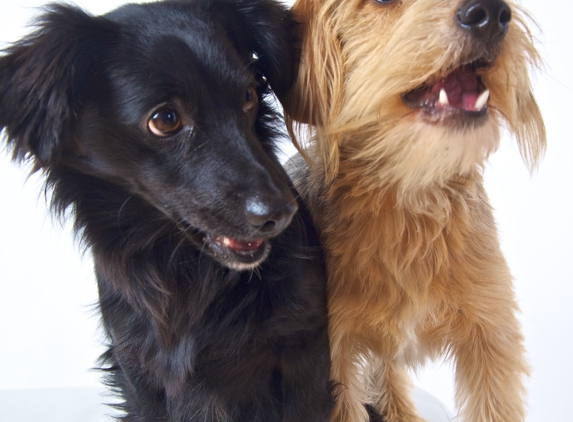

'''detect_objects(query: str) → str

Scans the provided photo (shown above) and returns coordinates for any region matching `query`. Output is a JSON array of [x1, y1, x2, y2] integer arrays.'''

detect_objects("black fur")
[[0, 1, 333, 420]]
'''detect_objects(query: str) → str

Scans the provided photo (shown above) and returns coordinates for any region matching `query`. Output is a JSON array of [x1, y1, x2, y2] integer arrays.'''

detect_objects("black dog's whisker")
[[191, 138, 212, 153], [116, 194, 135, 240], [165, 224, 192, 269]]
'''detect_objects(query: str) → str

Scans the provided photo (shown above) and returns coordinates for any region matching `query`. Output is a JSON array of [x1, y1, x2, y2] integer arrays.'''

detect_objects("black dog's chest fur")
[[96, 195, 328, 421], [0, 1, 333, 420]]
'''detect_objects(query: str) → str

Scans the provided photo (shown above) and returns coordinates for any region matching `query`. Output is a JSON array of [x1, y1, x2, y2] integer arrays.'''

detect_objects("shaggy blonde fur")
[[283, 0, 546, 421]]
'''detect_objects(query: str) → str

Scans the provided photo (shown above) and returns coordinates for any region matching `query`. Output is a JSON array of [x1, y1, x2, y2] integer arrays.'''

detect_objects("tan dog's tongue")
[[433, 65, 489, 111]]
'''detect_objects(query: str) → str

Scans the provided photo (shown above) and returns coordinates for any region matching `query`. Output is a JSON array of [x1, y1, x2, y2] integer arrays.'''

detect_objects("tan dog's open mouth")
[[402, 61, 491, 121]]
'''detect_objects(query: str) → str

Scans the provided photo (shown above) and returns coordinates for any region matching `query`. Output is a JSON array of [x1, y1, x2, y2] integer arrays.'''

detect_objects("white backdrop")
[[0, 1, 571, 421]]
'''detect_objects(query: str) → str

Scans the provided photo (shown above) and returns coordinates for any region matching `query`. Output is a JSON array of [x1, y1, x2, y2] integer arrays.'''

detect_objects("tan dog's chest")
[[317, 171, 502, 361]]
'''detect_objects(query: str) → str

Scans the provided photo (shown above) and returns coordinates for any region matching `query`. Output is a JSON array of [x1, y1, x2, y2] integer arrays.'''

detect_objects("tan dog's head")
[[284, 0, 546, 191]]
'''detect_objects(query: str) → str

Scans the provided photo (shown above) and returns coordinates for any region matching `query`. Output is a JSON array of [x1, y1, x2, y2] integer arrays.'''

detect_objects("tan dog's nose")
[[457, 0, 512, 43]]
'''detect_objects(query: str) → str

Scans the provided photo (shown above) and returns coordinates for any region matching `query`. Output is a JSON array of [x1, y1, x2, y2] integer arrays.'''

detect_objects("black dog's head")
[[0, 0, 299, 270]]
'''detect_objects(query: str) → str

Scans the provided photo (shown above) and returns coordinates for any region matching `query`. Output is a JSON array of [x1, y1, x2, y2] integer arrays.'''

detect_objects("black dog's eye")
[[243, 86, 258, 112], [148, 107, 182, 137]]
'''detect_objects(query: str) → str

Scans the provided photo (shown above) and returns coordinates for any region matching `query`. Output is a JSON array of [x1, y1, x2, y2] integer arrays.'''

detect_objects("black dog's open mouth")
[[175, 221, 272, 271], [402, 60, 491, 122], [204, 234, 271, 270]]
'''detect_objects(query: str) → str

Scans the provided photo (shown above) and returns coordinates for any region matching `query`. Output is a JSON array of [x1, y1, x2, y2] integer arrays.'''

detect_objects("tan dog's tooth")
[[438, 88, 449, 106], [475, 89, 490, 110]]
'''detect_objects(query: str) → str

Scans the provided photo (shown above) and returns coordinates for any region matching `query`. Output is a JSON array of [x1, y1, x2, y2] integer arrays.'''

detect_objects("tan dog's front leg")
[[329, 330, 371, 422], [452, 309, 529, 422], [374, 360, 426, 422]]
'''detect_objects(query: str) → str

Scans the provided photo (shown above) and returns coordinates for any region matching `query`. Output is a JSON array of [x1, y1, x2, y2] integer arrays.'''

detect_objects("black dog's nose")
[[457, 0, 512, 43], [245, 195, 298, 236]]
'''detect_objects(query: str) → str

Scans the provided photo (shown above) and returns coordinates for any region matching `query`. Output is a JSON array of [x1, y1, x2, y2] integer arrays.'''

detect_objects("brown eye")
[[148, 107, 182, 136], [243, 86, 258, 112]]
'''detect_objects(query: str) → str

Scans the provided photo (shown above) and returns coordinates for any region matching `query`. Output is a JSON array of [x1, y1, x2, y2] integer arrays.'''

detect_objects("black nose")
[[245, 194, 298, 236], [457, 0, 512, 43]]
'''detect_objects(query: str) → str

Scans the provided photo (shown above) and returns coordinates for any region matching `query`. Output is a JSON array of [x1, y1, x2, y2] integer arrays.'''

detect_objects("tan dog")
[[283, 0, 546, 421]]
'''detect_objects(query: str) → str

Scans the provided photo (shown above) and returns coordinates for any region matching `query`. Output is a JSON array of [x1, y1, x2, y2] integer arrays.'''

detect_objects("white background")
[[0, 0, 571, 421]]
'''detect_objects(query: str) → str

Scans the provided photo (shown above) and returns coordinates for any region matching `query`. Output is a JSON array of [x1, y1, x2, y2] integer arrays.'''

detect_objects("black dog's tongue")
[[221, 237, 264, 252], [432, 65, 489, 111]]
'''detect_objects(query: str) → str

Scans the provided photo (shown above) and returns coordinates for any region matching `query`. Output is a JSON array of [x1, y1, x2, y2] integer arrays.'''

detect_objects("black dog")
[[0, 1, 333, 420]]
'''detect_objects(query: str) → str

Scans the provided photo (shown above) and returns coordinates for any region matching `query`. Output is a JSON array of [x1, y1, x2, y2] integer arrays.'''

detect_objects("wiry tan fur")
[[283, 0, 546, 421]]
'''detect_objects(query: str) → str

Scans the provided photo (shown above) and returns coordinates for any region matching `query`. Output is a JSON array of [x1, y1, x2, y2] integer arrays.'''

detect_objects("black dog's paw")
[[365, 403, 385, 422]]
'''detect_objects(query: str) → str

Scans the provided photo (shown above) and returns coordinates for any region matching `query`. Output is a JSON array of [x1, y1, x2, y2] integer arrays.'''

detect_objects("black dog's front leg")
[[280, 332, 334, 422], [101, 352, 168, 421]]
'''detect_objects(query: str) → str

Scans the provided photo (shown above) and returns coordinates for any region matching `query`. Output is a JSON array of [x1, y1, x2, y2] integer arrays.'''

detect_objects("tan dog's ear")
[[514, 89, 546, 171], [282, 0, 346, 179], [484, 10, 546, 171], [512, 10, 547, 171], [283, 0, 344, 127]]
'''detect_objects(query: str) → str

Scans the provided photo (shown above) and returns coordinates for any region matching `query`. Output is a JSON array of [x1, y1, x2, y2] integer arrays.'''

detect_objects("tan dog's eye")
[[243, 86, 258, 112], [148, 107, 182, 136]]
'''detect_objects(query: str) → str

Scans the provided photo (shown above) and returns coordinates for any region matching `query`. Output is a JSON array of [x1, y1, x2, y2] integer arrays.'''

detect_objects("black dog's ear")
[[216, 0, 298, 100], [0, 4, 115, 168]]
